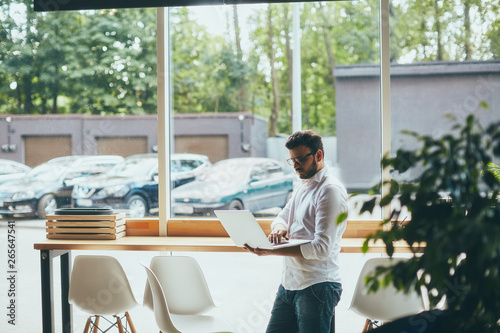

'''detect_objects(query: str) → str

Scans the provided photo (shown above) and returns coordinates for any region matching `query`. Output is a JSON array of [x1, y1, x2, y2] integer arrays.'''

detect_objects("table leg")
[[40, 250, 72, 333], [40, 250, 54, 333], [61, 252, 72, 333]]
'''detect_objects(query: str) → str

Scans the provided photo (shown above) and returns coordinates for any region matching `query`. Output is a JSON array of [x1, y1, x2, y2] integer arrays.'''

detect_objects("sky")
[[190, 4, 266, 37]]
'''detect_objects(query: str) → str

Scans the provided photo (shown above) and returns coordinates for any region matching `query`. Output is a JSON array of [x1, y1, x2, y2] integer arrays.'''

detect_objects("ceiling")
[[34, 0, 309, 12]]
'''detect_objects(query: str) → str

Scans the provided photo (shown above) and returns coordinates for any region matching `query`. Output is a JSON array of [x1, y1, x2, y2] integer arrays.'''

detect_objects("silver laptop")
[[214, 210, 310, 250]]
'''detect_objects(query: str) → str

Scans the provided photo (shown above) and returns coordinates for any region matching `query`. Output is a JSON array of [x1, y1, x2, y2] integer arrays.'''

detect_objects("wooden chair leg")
[[125, 312, 137, 333], [362, 318, 371, 332], [92, 316, 100, 333], [83, 317, 92, 333], [116, 316, 124, 333]]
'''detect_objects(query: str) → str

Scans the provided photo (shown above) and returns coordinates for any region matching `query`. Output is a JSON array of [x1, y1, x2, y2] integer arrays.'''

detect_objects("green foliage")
[[0, 4, 158, 115], [358, 111, 500, 331], [488, 162, 500, 181], [489, 19, 500, 58]]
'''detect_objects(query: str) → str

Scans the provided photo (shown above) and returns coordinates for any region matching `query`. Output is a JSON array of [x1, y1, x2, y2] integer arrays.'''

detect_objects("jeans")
[[266, 282, 342, 333]]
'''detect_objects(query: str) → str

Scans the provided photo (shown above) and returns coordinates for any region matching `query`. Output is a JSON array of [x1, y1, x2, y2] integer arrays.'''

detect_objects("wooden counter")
[[33, 235, 416, 253]]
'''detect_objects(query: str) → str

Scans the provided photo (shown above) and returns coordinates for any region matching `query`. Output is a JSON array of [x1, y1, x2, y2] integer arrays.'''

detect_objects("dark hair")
[[285, 130, 324, 155]]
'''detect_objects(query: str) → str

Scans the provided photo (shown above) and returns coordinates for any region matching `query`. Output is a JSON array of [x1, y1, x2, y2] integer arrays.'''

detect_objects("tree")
[[0, 0, 37, 114], [34, 10, 80, 114], [0, 3, 158, 115], [267, 4, 280, 137], [66, 8, 157, 115], [232, 5, 249, 112], [392, 0, 499, 62], [282, 4, 293, 128], [489, 18, 500, 58]]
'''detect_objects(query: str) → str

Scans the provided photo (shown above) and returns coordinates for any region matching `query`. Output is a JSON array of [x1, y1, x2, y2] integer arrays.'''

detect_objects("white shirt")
[[271, 166, 348, 290]]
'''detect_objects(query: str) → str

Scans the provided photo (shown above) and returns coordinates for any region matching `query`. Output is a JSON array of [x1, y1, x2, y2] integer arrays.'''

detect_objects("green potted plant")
[[356, 109, 500, 332], [488, 162, 500, 181]]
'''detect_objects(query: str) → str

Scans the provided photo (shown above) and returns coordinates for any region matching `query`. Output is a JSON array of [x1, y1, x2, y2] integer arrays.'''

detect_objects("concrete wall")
[[0, 113, 268, 166], [174, 113, 268, 162], [335, 60, 500, 191]]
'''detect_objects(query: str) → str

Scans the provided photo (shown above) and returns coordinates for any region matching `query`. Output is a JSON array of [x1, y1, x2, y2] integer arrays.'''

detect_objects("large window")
[[0, 5, 159, 220], [0, 1, 384, 221], [1, 0, 498, 223]]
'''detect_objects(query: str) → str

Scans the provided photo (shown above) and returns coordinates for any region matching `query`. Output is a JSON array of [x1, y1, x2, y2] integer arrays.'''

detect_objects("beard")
[[297, 158, 318, 179]]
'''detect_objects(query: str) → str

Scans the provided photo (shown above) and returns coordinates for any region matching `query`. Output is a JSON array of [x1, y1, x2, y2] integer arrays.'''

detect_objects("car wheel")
[[127, 195, 148, 218], [227, 200, 243, 210], [38, 194, 57, 218]]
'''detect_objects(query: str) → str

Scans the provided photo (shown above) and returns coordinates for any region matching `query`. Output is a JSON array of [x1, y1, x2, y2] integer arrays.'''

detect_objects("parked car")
[[171, 153, 212, 188], [172, 157, 295, 216], [72, 153, 211, 218], [0, 159, 31, 185], [0, 155, 124, 219]]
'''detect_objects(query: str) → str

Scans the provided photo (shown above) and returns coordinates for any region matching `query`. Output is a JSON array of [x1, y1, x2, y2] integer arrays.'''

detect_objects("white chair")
[[69, 255, 139, 333], [143, 256, 216, 315], [142, 264, 235, 333], [349, 257, 425, 332]]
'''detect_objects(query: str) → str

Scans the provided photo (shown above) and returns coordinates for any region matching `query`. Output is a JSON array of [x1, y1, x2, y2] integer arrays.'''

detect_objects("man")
[[244, 130, 348, 333]]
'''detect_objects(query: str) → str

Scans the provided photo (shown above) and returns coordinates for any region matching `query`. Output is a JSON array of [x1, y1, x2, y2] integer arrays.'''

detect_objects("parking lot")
[[0, 217, 393, 332]]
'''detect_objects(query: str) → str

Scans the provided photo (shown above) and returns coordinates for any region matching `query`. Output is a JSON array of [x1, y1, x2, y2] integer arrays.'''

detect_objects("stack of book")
[[45, 208, 126, 240]]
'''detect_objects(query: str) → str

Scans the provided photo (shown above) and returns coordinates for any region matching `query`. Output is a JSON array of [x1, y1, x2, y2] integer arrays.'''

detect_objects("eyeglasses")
[[286, 151, 316, 166]]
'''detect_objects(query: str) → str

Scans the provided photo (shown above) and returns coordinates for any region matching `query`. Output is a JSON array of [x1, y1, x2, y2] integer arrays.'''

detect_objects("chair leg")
[[362, 318, 372, 332], [125, 312, 137, 333], [83, 317, 92, 333], [92, 316, 100, 333], [116, 316, 124, 333]]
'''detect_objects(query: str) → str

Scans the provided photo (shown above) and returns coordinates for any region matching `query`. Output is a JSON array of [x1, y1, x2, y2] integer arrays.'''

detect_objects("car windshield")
[[0, 161, 27, 175], [26, 163, 68, 182], [199, 161, 250, 183], [172, 159, 202, 173], [109, 158, 157, 177]]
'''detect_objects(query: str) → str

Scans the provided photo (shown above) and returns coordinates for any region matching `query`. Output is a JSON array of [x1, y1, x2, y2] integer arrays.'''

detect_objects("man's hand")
[[268, 223, 289, 244], [243, 244, 273, 256], [243, 243, 303, 258], [243, 223, 303, 258]]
